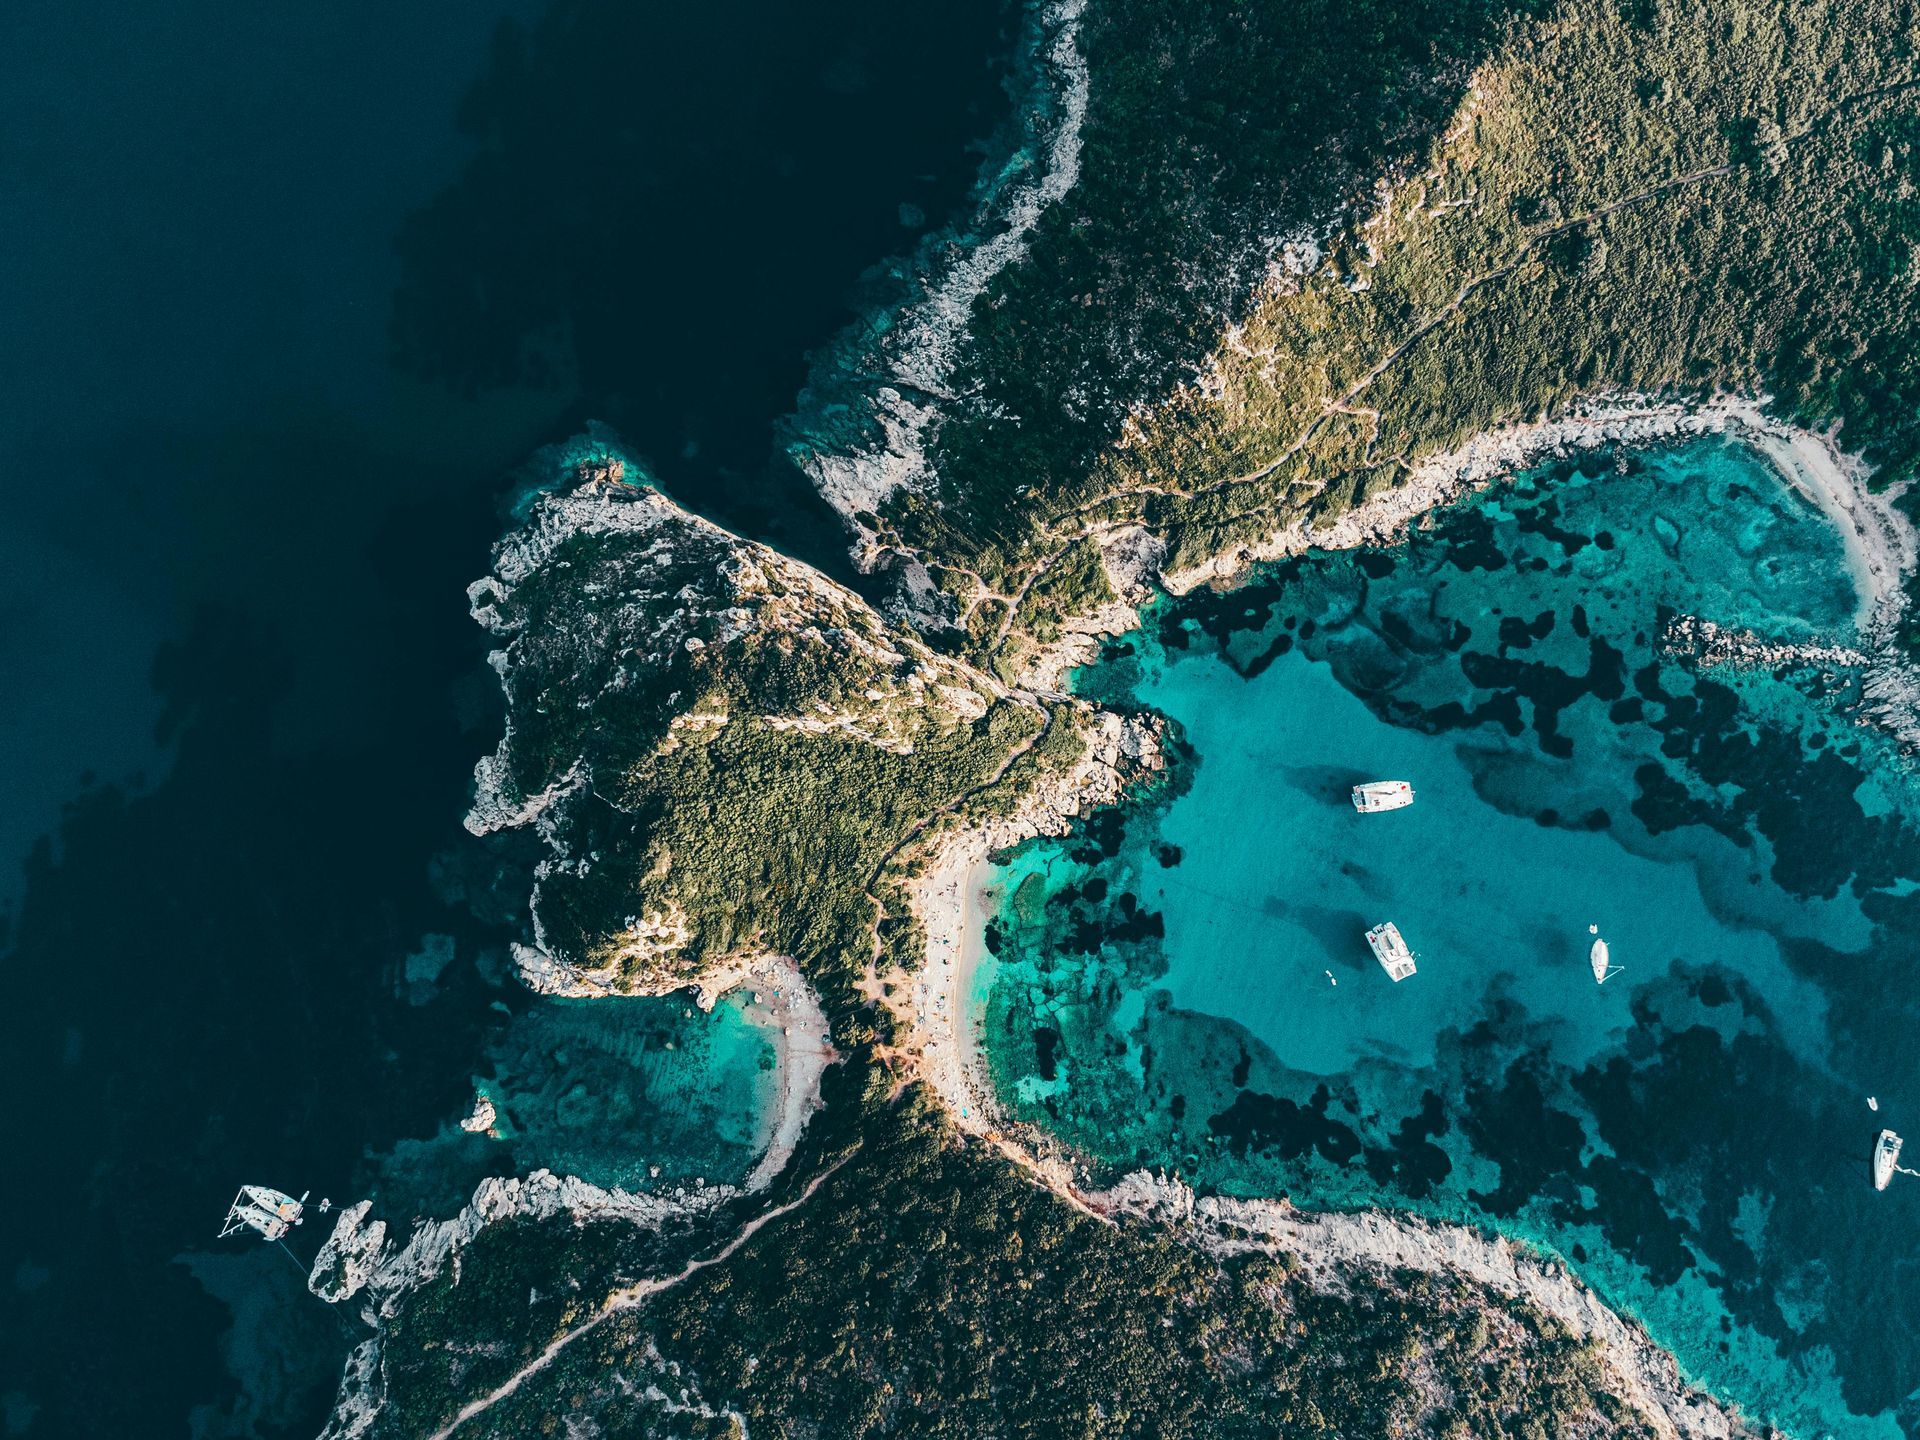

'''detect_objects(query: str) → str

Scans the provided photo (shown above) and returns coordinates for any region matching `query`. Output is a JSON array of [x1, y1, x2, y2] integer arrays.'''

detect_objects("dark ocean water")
[[0, 2, 1010, 1434]]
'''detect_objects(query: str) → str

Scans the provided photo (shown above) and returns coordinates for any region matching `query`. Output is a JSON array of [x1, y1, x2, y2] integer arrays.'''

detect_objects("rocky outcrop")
[[317, 1338, 384, 1440], [457, 1091, 498, 1136], [310, 1171, 735, 1321], [312, 1170, 740, 1440], [784, 0, 1091, 565], [467, 461, 994, 795], [309, 1201, 389, 1305], [1661, 613, 1868, 672], [466, 446, 1016, 993]]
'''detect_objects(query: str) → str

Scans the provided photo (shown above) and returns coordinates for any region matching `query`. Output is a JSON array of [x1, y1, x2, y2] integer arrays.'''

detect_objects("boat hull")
[[1875, 1129, 1902, 1191], [1352, 781, 1414, 813], [1366, 922, 1418, 981]]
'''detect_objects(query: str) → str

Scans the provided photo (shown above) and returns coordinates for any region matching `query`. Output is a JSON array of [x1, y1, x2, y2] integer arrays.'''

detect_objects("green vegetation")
[[391, 4, 1920, 1436], [895, 0, 1545, 573], [873, 0, 1920, 666], [1004, 536, 1116, 650], [535, 697, 1044, 988], [476, 2, 1920, 998], [367, 1095, 1654, 1440], [475, 472, 1098, 1003]]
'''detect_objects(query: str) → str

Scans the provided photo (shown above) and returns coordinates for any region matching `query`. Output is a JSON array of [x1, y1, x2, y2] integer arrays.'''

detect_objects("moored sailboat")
[[1875, 1129, 1903, 1191], [1588, 925, 1622, 984], [1352, 780, 1414, 813], [220, 1185, 308, 1243]]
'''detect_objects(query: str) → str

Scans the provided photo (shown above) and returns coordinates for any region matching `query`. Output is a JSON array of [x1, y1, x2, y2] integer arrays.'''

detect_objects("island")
[[309, 1, 1920, 1436]]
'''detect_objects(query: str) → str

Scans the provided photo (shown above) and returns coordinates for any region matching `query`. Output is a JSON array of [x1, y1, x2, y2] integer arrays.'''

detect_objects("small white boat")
[[242, 1185, 305, 1221], [1588, 925, 1622, 984], [227, 1203, 291, 1242], [220, 1185, 308, 1242], [1366, 921, 1418, 981], [1875, 1129, 1903, 1191], [1352, 780, 1414, 814]]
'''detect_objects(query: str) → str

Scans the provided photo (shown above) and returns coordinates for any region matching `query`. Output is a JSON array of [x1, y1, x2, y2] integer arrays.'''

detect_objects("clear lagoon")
[[374, 991, 778, 1219], [980, 437, 1920, 1438]]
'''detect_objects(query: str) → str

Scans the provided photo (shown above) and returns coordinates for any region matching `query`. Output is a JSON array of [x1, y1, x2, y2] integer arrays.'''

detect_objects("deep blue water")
[[982, 438, 1920, 1438], [0, 2, 1012, 1434]]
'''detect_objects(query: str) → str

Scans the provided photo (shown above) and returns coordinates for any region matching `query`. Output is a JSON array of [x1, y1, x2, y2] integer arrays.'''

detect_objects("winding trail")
[[860, 702, 1056, 966], [429, 1152, 856, 1439], [978, 158, 1742, 648], [976, 73, 1920, 655]]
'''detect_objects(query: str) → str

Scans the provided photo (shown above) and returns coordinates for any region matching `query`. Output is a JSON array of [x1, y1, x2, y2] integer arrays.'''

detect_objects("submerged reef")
[[330, 0, 1920, 1435]]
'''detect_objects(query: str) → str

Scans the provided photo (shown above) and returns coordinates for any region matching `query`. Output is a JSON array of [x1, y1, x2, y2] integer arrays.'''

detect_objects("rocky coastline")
[[1091, 1170, 1760, 1440], [886, 391, 1914, 1438], [787, 0, 1091, 566], [311, 1171, 735, 1440]]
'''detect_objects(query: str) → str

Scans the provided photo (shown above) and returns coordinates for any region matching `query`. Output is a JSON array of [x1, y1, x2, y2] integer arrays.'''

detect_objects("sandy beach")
[[917, 393, 1917, 1143], [885, 706, 1162, 1175], [876, 392, 1918, 1440], [900, 839, 999, 1135], [735, 955, 838, 1192], [1736, 414, 1915, 637]]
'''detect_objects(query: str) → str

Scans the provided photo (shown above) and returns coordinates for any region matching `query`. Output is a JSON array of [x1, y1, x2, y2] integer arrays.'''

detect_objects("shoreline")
[[889, 392, 1916, 1438], [311, 960, 833, 1437], [1090, 1172, 1757, 1440], [788, 0, 1091, 560], [489, 936, 839, 1194], [897, 842, 1752, 1438], [1022, 394, 1918, 705], [887, 707, 1163, 1199], [897, 815, 1757, 1440], [904, 845, 998, 1133], [1163, 395, 1913, 630], [737, 956, 838, 1192]]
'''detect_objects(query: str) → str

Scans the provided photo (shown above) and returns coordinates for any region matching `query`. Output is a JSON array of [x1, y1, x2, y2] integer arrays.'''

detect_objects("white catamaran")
[[1366, 921, 1418, 981], [1352, 780, 1414, 814], [1588, 925, 1622, 984], [1875, 1129, 1903, 1191], [219, 1185, 308, 1243]]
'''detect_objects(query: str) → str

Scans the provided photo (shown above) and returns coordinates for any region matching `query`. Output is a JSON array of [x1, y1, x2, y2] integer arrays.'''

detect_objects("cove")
[[980, 436, 1920, 1439], [373, 991, 779, 1221]]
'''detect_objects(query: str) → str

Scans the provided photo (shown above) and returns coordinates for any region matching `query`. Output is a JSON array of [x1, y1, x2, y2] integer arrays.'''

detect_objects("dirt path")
[[429, 1153, 855, 1439], [973, 74, 1920, 662]]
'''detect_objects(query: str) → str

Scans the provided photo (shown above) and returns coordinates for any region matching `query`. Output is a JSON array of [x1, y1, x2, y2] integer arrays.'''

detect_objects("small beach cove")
[[937, 432, 1920, 1438], [342, 952, 836, 1270]]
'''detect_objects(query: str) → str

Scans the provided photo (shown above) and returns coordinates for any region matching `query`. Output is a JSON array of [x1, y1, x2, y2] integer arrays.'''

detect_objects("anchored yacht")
[[1366, 921, 1418, 981], [1588, 925, 1622, 984], [1352, 780, 1414, 814], [1875, 1129, 1903, 1191], [220, 1185, 308, 1243]]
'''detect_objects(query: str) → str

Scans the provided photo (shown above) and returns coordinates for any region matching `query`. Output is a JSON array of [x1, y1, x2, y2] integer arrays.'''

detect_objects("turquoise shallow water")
[[376, 991, 777, 1217], [982, 437, 1920, 1437]]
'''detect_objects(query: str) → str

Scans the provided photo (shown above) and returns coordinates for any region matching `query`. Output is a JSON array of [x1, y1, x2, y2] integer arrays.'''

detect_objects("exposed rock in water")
[[308, 1201, 388, 1305], [457, 1090, 498, 1136], [1660, 612, 1868, 672]]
